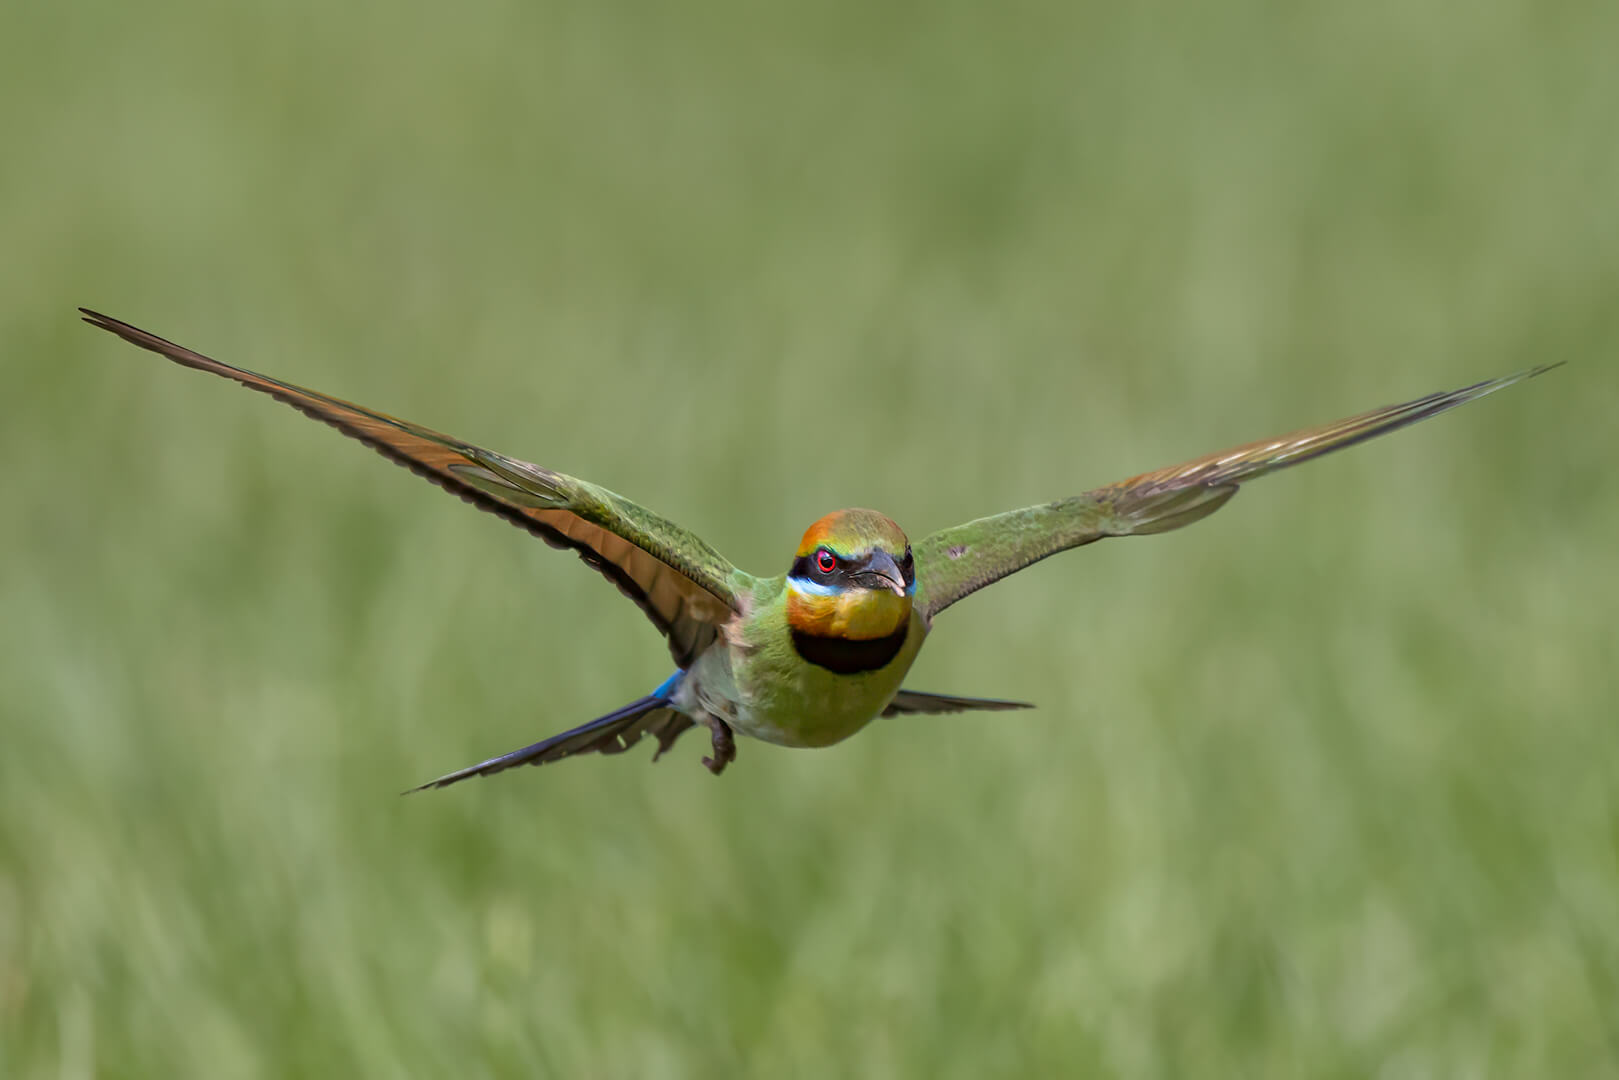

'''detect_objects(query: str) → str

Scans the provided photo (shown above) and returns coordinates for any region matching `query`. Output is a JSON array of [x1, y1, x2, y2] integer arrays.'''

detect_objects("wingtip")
[[1466, 360, 1565, 402], [78, 307, 150, 346], [1488, 360, 1565, 390], [400, 768, 475, 795]]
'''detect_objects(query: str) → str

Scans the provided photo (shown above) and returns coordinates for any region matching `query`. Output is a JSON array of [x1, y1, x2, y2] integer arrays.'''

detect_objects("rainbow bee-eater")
[[81, 309, 1557, 790]]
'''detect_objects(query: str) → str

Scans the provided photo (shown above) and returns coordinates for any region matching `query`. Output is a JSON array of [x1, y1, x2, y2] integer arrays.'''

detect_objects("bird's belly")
[[731, 678, 888, 748], [726, 611, 927, 749]]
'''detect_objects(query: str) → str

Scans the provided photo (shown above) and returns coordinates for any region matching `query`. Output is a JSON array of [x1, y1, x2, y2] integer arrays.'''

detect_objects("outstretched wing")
[[914, 366, 1559, 620], [82, 309, 742, 665]]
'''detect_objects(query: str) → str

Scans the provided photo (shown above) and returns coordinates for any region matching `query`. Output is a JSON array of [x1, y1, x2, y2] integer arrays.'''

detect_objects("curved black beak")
[[856, 549, 908, 596]]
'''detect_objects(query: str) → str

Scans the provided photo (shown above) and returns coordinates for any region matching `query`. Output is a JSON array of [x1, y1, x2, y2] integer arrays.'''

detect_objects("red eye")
[[815, 549, 836, 574]]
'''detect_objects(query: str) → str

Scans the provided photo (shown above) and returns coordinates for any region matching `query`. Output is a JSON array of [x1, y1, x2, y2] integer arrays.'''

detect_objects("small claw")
[[701, 722, 736, 776]]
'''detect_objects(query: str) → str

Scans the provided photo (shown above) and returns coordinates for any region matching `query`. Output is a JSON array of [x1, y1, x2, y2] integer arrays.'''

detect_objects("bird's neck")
[[784, 582, 913, 674], [785, 581, 910, 641]]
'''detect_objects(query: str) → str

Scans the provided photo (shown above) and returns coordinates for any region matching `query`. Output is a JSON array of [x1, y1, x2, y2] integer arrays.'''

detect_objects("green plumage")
[[913, 365, 1559, 619], [81, 308, 1558, 786]]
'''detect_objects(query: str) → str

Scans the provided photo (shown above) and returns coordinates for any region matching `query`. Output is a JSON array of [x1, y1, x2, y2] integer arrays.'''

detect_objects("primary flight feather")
[[80, 309, 1558, 789]]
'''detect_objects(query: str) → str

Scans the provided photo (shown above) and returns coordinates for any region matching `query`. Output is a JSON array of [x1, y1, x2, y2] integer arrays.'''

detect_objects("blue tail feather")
[[406, 688, 684, 792], [651, 670, 685, 699]]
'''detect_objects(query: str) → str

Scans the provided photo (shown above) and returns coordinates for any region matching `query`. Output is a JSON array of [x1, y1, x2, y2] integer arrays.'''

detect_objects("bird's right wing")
[[82, 309, 743, 666], [913, 366, 1558, 621]]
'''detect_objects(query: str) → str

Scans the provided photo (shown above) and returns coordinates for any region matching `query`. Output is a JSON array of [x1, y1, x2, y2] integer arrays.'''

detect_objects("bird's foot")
[[702, 721, 736, 776]]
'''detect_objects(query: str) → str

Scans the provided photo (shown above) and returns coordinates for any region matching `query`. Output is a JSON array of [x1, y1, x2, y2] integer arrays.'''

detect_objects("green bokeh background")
[[3, 2, 1616, 1075]]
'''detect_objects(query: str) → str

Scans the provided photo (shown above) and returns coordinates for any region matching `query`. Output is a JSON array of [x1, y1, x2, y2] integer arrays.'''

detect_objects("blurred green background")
[[2, 0, 1615, 1075]]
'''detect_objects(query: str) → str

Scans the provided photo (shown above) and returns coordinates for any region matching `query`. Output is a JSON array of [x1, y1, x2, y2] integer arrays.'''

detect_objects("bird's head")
[[786, 509, 915, 645]]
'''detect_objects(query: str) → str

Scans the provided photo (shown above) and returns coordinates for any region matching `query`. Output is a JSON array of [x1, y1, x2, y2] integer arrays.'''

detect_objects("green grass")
[[3, 1, 1617, 1075]]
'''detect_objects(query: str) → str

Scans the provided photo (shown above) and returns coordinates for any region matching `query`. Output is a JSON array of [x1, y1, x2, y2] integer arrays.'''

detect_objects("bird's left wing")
[[913, 366, 1558, 621], [81, 309, 742, 665]]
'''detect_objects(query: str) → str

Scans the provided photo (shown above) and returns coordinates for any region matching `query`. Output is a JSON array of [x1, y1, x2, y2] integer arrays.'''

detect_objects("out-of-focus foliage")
[[2, 1, 1614, 1075]]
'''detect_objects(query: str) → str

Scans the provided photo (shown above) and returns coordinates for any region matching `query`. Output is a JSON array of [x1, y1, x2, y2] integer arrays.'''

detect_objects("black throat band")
[[790, 623, 910, 675]]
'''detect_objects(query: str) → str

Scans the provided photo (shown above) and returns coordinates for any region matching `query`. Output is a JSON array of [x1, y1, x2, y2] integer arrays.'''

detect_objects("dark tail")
[[882, 690, 1034, 717], [405, 693, 694, 792]]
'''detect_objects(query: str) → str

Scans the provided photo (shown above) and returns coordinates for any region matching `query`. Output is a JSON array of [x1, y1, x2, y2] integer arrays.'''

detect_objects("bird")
[[80, 308, 1558, 791]]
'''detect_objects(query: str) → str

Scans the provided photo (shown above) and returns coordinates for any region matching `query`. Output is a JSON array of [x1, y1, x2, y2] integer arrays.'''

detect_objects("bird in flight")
[[81, 309, 1557, 790]]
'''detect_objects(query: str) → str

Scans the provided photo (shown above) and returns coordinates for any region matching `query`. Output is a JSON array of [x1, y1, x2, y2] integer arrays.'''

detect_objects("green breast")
[[728, 584, 928, 748]]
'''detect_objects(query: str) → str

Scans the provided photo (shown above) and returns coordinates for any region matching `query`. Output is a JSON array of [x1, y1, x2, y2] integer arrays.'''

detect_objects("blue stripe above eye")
[[787, 575, 843, 597]]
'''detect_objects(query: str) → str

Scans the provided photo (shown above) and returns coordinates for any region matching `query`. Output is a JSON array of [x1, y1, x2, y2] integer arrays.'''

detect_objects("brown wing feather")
[[1095, 368, 1559, 506], [81, 309, 740, 665], [915, 365, 1560, 619]]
